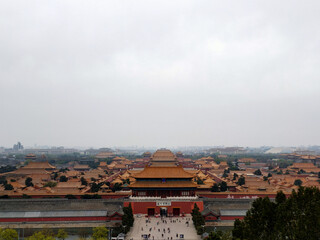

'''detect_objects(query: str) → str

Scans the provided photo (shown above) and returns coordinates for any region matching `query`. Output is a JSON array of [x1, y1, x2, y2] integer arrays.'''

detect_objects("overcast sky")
[[0, 1, 320, 148]]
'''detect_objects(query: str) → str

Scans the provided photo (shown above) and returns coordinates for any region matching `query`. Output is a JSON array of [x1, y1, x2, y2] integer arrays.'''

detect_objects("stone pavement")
[[126, 214, 200, 240]]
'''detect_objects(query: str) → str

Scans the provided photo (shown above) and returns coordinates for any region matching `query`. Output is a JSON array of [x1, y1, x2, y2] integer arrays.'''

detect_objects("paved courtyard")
[[126, 214, 200, 240]]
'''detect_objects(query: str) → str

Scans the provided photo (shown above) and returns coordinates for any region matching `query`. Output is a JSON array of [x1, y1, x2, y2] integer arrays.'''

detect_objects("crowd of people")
[[128, 216, 193, 240]]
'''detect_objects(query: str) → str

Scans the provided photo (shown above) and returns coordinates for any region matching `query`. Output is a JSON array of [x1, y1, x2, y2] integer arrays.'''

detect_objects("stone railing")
[[129, 196, 198, 200]]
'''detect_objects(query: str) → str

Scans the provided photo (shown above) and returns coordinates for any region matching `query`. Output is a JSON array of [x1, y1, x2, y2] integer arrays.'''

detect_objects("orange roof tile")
[[56, 181, 82, 188], [290, 163, 316, 169], [23, 161, 56, 169], [238, 158, 256, 163], [132, 165, 193, 179], [130, 181, 197, 188]]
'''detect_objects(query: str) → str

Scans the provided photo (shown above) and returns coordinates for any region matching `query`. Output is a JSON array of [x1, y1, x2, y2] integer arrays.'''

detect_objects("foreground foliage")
[[0, 228, 18, 240], [207, 231, 232, 240], [122, 203, 134, 233], [92, 227, 108, 240], [192, 203, 205, 235], [232, 187, 320, 240]]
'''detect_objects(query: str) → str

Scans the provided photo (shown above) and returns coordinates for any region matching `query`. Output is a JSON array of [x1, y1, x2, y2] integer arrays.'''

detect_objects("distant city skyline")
[[1, 141, 319, 151], [1, 1, 320, 148]]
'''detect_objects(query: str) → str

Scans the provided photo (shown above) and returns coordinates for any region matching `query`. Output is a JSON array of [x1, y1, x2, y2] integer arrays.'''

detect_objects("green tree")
[[27, 231, 55, 240], [4, 184, 13, 190], [233, 187, 320, 240], [59, 176, 68, 182], [52, 172, 58, 180], [253, 169, 262, 176], [275, 191, 286, 205], [122, 203, 134, 233], [65, 194, 77, 199], [207, 231, 221, 240], [43, 182, 57, 188], [80, 177, 88, 186], [111, 183, 122, 192], [294, 179, 302, 186], [232, 219, 245, 240], [90, 183, 102, 193], [222, 169, 228, 178], [196, 177, 204, 185], [22, 194, 31, 199], [232, 173, 238, 181], [211, 183, 220, 192], [237, 176, 245, 186], [25, 177, 33, 187], [191, 203, 205, 235], [220, 181, 228, 192], [243, 197, 277, 239], [56, 229, 68, 240], [0, 228, 18, 240], [92, 227, 108, 240], [0, 176, 7, 185]]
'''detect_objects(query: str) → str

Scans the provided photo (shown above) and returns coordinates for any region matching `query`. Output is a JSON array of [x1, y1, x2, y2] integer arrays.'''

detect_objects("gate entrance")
[[173, 208, 180, 216], [160, 207, 167, 217], [148, 208, 155, 216]]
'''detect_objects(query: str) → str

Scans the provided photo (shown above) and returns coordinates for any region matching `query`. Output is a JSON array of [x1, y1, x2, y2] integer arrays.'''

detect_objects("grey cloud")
[[0, 0, 320, 148]]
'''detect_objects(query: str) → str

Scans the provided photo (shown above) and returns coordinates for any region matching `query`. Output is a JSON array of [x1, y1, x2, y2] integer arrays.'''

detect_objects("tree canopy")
[[0, 228, 18, 240], [122, 203, 134, 233], [92, 227, 108, 240], [232, 187, 320, 240], [59, 176, 68, 182], [253, 169, 262, 176], [56, 229, 68, 240], [192, 203, 205, 235], [25, 177, 33, 187]]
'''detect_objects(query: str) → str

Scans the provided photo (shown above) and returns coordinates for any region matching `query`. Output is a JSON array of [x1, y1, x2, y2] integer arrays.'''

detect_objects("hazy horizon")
[[1, 1, 320, 148]]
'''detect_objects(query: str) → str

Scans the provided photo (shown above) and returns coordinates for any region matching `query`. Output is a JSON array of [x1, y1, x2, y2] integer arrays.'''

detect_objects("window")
[[181, 191, 189, 196]]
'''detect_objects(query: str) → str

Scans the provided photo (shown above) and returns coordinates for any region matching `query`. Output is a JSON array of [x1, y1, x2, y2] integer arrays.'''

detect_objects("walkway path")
[[126, 214, 200, 240]]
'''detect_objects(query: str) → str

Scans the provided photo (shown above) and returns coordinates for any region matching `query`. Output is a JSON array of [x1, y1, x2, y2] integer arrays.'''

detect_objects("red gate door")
[[173, 208, 180, 216], [148, 208, 155, 216]]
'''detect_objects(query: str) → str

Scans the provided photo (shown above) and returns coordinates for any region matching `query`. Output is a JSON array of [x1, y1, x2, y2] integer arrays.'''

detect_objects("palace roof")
[[238, 158, 256, 163], [151, 149, 177, 162], [95, 152, 114, 159], [289, 162, 316, 169], [132, 165, 194, 179], [130, 180, 197, 188], [74, 164, 90, 169], [23, 161, 56, 169]]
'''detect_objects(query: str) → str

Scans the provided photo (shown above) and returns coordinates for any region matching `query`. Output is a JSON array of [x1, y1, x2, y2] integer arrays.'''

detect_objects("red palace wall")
[[220, 216, 245, 220], [0, 216, 122, 223], [198, 193, 281, 199], [124, 201, 204, 215], [7, 194, 127, 199]]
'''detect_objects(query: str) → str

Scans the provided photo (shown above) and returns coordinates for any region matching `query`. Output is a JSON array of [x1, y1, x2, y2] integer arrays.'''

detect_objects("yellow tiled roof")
[[130, 181, 197, 188], [133, 165, 193, 179]]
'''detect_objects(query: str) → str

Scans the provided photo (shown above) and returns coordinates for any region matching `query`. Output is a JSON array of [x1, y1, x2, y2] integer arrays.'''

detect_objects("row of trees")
[[0, 227, 113, 240], [192, 203, 205, 235], [232, 187, 320, 240], [211, 182, 228, 192], [0, 228, 68, 240], [122, 203, 134, 233]]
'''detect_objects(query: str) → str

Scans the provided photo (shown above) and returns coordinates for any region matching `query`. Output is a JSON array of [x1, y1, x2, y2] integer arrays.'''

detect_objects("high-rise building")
[[13, 142, 23, 151]]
